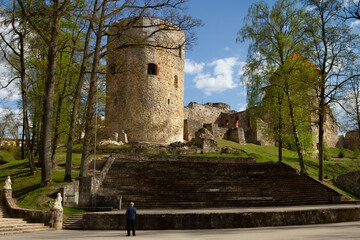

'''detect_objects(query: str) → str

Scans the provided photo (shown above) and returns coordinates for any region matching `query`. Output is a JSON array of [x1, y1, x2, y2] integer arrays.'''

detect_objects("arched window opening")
[[109, 64, 116, 75], [174, 75, 178, 89], [168, 99, 170, 105], [147, 63, 158, 75], [235, 116, 239, 128]]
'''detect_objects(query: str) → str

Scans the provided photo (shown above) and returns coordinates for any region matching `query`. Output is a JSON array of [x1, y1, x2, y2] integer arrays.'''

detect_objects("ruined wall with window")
[[184, 102, 266, 145], [105, 17, 185, 144]]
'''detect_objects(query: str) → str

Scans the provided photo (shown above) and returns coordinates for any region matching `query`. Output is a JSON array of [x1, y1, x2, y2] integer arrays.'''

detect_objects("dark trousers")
[[127, 219, 135, 236]]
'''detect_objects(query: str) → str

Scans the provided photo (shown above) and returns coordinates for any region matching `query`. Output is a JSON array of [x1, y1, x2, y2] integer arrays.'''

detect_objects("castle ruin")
[[104, 17, 185, 144], [104, 17, 340, 149]]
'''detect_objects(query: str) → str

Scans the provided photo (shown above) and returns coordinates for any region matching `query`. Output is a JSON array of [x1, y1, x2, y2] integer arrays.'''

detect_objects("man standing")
[[125, 202, 136, 236]]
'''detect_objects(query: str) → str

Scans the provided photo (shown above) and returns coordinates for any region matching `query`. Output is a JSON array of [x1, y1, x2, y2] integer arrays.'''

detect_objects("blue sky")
[[184, 0, 276, 111]]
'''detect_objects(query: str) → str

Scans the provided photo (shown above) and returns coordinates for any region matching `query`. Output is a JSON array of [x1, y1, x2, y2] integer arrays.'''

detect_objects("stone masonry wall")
[[1, 189, 62, 229], [83, 206, 360, 230], [184, 102, 268, 145], [334, 171, 360, 198], [105, 17, 185, 144], [344, 130, 360, 150], [184, 102, 232, 141]]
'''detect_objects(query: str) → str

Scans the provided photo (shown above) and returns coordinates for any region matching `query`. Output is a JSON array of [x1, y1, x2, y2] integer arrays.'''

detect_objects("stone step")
[[0, 227, 53, 236], [0, 224, 50, 231], [63, 214, 83, 230], [0, 219, 27, 224]]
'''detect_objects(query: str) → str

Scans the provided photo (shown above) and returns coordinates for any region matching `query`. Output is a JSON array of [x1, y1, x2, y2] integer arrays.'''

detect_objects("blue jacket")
[[126, 206, 136, 220]]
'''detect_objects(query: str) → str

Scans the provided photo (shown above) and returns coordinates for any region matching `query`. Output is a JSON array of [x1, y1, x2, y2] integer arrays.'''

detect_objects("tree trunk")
[[355, 84, 360, 139], [282, 76, 307, 174], [65, 0, 97, 181], [40, 10, 62, 186], [287, 97, 306, 174], [277, 95, 283, 162], [19, 34, 37, 175], [51, 49, 73, 169], [80, 0, 107, 177], [318, 84, 326, 181], [21, 126, 24, 159]]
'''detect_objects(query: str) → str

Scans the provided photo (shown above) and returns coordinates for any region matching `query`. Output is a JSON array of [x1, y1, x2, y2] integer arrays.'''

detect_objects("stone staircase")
[[96, 155, 342, 209], [0, 201, 8, 219], [0, 201, 53, 236], [63, 214, 83, 230]]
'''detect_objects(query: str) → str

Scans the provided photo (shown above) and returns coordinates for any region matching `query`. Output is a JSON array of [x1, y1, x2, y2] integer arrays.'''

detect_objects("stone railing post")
[[3, 175, 12, 190], [2, 175, 13, 207], [50, 193, 63, 230]]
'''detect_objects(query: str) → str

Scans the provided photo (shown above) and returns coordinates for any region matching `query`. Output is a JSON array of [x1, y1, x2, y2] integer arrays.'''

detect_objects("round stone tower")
[[105, 17, 185, 144]]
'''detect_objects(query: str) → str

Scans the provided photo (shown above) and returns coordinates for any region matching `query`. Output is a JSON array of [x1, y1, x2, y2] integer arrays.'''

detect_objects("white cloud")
[[350, 20, 360, 28], [224, 47, 230, 51], [188, 57, 245, 96], [0, 64, 20, 102], [237, 103, 247, 112], [185, 59, 205, 75], [0, 85, 21, 101], [0, 107, 22, 118]]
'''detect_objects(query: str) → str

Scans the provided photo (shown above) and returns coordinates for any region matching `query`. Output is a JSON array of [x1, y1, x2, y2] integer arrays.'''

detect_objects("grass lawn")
[[0, 149, 108, 220]]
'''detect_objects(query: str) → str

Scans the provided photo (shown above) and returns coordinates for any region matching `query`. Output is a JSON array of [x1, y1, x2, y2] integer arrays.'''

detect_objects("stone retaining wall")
[[1, 189, 62, 229], [83, 206, 360, 230], [111, 153, 255, 164], [334, 171, 360, 198], [62, 156, 116, 208]]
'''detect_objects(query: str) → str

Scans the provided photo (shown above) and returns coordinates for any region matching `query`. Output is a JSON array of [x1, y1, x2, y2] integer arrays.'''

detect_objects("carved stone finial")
[[3, 176, 12, 190]]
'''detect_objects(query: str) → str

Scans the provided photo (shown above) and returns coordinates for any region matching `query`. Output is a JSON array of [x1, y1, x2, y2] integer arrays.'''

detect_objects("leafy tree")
[[302, 0, 359, 180], [17, 0, 73, 186], [341, 75, 360, 138], [341, 0, 360, 139], [0, 1, 37, 174], [342, 0, 360, 21], [238, 0, 311, 173]]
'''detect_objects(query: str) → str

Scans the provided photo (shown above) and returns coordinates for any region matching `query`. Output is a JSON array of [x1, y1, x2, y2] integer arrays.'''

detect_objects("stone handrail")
[[1, 188, 63, 230], [94, 156, 115, 192]]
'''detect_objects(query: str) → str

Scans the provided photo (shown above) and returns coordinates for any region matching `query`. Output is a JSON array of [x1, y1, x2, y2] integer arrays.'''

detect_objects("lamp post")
[[92, 83, 98, 207]]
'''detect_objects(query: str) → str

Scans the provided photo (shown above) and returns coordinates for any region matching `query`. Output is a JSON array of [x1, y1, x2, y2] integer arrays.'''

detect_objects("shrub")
[[1, 145, 21, 160], [324, 143, 330, 161], [354, 147, 360, 159], [338, 148, 345, 158]]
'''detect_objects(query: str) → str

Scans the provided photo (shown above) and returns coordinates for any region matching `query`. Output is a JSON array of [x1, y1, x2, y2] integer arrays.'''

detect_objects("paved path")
[[1, 221, 360, 240]]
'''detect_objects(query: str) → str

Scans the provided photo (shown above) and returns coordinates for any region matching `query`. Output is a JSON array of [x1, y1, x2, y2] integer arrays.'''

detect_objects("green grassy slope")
[[0, 149, 107, 219], [217, 139, 360, 181]]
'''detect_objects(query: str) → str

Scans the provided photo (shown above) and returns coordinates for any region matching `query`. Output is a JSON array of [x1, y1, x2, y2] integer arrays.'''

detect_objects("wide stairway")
[[0, 197, 53, 235], [96, 154, 342, 209]]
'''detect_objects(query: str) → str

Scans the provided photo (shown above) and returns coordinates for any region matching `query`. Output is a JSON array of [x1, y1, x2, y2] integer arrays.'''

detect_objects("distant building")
[[0, 138, 21, 147]]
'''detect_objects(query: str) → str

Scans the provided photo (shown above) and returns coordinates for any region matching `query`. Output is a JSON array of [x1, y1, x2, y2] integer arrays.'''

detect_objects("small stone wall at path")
[[61, 156, 115, 208], [334, 171, 360, 198], [83, 207, 360, 230], [1, 189, 62, 229]]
